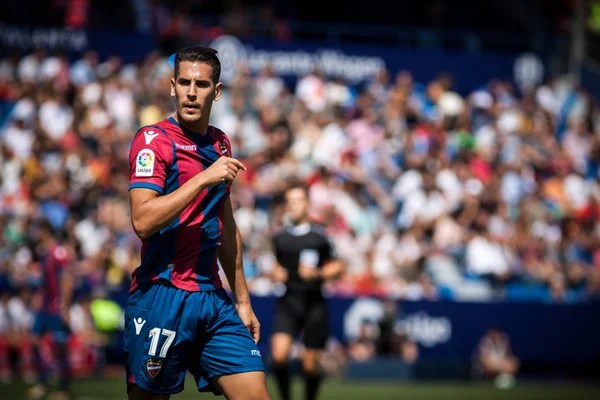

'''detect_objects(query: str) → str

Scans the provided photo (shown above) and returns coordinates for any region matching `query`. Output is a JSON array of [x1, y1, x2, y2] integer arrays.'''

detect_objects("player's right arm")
[[128, 129, 245, 240]]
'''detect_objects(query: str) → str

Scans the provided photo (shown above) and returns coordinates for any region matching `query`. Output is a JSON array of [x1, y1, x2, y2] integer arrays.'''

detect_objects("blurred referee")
[[270, 181, 344, 400]]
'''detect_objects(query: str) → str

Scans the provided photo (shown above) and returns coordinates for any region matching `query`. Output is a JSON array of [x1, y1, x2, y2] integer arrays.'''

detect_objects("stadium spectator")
[[472, 327, 520, 388]]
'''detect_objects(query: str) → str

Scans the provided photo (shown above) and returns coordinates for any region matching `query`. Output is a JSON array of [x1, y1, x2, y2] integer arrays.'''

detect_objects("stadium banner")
[[0, 24, 534, 94], [250, 295, 600, 364], [0, 24, 155, 64], [208, 34, 529, 94]]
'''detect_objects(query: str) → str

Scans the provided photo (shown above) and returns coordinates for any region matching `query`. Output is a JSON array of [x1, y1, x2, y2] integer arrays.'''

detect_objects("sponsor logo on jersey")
[[251, 350, 261, 356], [175, 143, 197, 151], [136, 149, 155, 177], [146, 358, 162, 378]]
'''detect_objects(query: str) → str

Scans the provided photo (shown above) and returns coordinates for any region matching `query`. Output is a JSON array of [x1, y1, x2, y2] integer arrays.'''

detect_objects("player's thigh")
[[48, 314, 70, 344], [123, 283, 193, 395], [31, 312, 48, 340], [212, 371, 270, 400], [190, 289, 265, 395], [302, 300, 328, 350], [270, 333, 294, 364]]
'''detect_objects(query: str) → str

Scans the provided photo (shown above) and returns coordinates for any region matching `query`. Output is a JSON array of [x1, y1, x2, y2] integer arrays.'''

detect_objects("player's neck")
[[291, 218, 310, 226], [174, 113, 209, 136]]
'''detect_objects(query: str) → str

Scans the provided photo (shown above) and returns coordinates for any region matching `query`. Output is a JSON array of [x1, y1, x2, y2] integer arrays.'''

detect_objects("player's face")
[[285, 188, 310, 223], [171, 61, 222, 127]]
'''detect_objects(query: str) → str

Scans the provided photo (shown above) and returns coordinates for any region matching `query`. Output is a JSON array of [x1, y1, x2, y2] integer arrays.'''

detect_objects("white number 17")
[[148, 328, 176, 358]]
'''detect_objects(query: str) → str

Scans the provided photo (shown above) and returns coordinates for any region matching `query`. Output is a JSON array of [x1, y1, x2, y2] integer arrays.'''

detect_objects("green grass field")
[[2, 377, 599, 400]]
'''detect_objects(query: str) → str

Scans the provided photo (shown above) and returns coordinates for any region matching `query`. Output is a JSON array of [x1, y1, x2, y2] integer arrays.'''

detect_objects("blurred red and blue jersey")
[[128, 117, 233, 293], [41, 243, 70, 314]]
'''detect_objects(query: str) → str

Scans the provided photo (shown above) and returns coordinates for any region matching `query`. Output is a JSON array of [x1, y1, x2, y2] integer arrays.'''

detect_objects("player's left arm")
[[58, 246, 74, 327], [219, 196, 260, 344]]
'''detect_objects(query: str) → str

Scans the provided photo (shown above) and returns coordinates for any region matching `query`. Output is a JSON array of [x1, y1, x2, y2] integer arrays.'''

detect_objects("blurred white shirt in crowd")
[[397, 189, 448, 228], [501, 171, 524, 205], [436, 169, 463, 210], [296, 73, 326, 112], [325, 80, 352, 107], [312, 122, 348, 170], [40, 57, 62, 81], [433, 214, 464, 250], [70, 303, 95, 333], [74, 217, 111, 258], [39, 99, 73, 140], [2, 123, 34, 160], [563, 129, 591, 173], [17, 54, 41, 83], [7, 296, 34, 331], [466, 235, 510, 276], [373, 231, 398, 278], [563, 173, 590, 210], [70, 59, 96, 86], [255, 74, 284, 105], [392, 169, 422, 201], [104, 84, 135, 129]]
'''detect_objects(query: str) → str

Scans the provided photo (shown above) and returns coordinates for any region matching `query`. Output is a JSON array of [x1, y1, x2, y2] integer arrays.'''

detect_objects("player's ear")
[[213, 82, 223, 102], [170, 77, 176, 97]]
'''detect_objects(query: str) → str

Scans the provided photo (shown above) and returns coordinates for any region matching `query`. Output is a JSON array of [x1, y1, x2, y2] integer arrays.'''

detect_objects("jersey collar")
[[167, 116, 213, 144], [286, 222, 311, 236]]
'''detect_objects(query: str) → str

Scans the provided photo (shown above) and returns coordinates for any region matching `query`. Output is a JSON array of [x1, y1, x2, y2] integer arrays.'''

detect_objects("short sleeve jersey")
[[272, 223, 338, 295], [41, 243, 70, 314], [128, 117, 233, 292]]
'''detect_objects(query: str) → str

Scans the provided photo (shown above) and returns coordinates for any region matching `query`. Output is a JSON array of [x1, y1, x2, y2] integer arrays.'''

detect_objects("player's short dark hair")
[[285, 178, 309, 196], [174, 46, 221, 83], [37, 219, 55, 237]]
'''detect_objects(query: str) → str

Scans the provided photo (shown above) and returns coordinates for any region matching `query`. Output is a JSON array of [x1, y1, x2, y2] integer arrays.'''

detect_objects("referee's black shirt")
[[272, 222, 337, 296]]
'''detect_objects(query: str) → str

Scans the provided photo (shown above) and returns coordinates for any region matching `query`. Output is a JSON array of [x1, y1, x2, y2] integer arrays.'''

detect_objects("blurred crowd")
[[1, 46, 600, 342]]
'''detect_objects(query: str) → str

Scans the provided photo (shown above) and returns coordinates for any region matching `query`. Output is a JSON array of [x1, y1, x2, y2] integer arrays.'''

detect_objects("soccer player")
[[125, 46, 270, 400], [26, 220, 74, 400], [270, 182, 344, 400]]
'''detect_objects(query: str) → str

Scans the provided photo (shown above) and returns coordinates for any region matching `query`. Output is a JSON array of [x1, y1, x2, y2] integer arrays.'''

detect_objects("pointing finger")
[[229, 158, 246, 171]]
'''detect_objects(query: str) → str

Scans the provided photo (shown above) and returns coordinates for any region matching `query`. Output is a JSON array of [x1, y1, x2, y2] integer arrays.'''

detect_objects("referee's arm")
[[321, 232, 344, 280], [318, 258, 344, 281], [270, 235, 289, 283]]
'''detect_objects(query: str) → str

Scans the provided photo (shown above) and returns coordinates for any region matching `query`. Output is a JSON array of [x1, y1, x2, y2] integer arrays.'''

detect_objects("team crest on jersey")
[[218, 141, 228, 154], [146, 358, 162, 378], [136, 149, 155, 177]]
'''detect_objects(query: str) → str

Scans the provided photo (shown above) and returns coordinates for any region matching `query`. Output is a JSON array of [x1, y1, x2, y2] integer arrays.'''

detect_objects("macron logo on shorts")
[[134, 317, 146, 335]]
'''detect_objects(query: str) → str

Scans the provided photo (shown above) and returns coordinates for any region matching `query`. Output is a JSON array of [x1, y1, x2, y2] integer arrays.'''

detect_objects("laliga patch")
[[219, 141, 228, 154], [136, 149, 155, 177], [146, 358, 162, 378]]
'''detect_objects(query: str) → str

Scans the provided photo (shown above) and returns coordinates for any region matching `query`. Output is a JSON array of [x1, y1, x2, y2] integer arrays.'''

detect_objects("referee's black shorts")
[[272, 292, 329, 349]]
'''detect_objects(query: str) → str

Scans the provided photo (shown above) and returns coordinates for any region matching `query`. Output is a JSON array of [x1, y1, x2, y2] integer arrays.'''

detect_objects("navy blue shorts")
[[32, 311, 71, 343], [123, 282, 265, 395]]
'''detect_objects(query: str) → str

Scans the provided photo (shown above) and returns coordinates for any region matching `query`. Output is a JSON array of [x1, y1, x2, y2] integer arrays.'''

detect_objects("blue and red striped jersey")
[[128, 117, 233, 292], [42, 243, 70, 314]]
